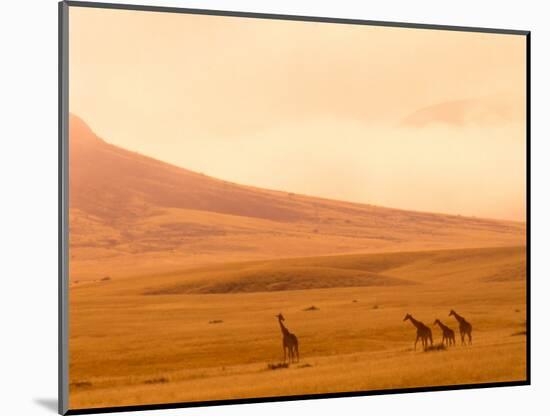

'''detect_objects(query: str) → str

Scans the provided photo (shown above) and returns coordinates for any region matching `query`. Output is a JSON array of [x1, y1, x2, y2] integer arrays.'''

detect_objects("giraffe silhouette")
[[403, 313, 433, 351], [276, 313, 299, 363], [449, 309, 472, 345], [433, 319, 456, 346]]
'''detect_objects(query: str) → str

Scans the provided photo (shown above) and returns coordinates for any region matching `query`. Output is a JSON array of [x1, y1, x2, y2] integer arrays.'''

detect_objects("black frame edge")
[[65, 380, 530, 415], [525, 31, 531, 385], [59, 1, 70, 415], [63, 0, 530, 36], [59, 1, 531, 414]]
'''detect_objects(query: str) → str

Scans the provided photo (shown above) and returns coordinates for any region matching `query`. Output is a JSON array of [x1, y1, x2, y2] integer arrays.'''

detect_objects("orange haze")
[[69, 6, 526, 221]]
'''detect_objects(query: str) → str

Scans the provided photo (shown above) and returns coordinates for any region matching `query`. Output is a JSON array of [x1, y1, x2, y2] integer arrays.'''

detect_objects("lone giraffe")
[[403, 313, 433, 351], [449, 309, 472, 345], [433, 319, 456, 346], [276, 313, 299, 363]]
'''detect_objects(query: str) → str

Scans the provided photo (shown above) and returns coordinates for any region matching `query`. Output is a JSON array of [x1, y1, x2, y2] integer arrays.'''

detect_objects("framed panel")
[[59, 1, 530, 414]]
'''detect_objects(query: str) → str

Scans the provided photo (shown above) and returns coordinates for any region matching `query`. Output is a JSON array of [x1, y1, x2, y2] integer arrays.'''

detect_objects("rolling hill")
[[68, 114, 526, 280]]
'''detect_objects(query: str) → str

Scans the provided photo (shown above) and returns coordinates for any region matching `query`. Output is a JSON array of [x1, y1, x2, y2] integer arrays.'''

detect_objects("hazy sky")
[[69, 6, 527, 221]]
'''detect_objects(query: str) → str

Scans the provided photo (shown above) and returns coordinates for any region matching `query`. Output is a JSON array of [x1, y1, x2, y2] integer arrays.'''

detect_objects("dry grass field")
[[67, 115, 526, 410], [69, 246, 526, 409]]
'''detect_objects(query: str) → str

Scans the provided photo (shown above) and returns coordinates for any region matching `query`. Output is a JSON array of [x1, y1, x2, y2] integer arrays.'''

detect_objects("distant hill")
[[70, 113, 306, 222], [68, 114, 526, 280], [135, 246, 524, 294]]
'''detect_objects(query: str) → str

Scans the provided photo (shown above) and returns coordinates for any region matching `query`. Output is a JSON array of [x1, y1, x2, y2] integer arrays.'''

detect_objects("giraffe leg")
[[468, 332, 472, 345], [295, 345, 299, 363], [414, 334, 419, 351]]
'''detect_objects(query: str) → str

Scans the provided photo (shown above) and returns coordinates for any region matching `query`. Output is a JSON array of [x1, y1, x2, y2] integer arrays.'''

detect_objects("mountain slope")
[[70, 113, 308, 222], [68, 114, 526, 279]]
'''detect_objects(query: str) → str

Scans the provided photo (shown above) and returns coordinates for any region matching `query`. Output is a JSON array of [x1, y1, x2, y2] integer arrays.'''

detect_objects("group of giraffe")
[[404, 310, 473, 350], [275, 309, 473, 363]]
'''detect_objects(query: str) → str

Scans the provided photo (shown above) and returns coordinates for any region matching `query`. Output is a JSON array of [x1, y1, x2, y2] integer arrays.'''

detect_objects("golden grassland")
[[69, 202, 526, 281], [68, 246, 526, 409]]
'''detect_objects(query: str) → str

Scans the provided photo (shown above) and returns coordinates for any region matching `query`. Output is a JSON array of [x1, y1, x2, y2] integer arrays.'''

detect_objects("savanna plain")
[[68, 115, 526, 409]]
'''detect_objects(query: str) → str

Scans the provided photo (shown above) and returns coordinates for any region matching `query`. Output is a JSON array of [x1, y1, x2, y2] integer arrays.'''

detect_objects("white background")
[[0, 0, 547, 415]]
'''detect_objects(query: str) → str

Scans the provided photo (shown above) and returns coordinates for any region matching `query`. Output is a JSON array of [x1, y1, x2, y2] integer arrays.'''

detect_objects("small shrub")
[[70, 381, 92, 389], [209, 319, 223, 324], [144, 377, 169, 384], [267, 362, 289, 370], [303, 305, 319, 311], [297, 363, 312, 368], [372, 304, 379, 309], [511, 331, 527, 336], [101, 276, 111, 281]]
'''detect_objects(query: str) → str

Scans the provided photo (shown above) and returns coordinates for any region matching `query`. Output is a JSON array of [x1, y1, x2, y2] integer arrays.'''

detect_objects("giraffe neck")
[[436, 321, 445, 330], [278, 319, 290, 336], [452, 312, 464, 323], [408, 316, 422, 329]]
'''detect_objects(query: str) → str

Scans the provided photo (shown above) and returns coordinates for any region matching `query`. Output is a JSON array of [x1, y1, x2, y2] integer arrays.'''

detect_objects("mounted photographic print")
[[58, 1, 530, 414]]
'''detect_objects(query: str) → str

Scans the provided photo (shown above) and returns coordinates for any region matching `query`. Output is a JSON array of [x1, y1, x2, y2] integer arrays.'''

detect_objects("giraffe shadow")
[[267, 362, 289, 370], [424, 344, 447, 352]]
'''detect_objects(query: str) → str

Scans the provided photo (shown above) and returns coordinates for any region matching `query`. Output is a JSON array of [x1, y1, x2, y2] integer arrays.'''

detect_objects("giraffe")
[[276, 313, 299, 363], [403, 313, 433, 351], [449, 309, 472, 345], [433, 319, 456, 346]]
